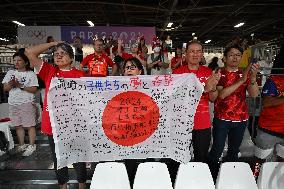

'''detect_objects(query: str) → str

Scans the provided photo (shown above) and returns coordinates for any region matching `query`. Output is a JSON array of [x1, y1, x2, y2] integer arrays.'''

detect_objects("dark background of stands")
[[0, 0, 284, 46]]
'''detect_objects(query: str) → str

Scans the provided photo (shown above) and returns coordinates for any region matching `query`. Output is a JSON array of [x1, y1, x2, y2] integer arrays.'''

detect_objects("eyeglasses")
[[125, 65, 137, 70], [228, 53, 242, 58], [188, 50, 202, 54], [54, 51, 69, 57]]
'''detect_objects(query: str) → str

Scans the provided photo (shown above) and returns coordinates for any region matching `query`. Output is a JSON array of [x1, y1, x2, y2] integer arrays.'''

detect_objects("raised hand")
[[205, 69, 221, 92], [117, 39, 123, 45], [239, 64, 250, 83], [250, 63, 260, 80]]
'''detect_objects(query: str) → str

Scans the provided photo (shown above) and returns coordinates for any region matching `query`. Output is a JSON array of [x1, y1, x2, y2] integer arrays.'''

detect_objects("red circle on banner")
[[102, 91, 160, 146]]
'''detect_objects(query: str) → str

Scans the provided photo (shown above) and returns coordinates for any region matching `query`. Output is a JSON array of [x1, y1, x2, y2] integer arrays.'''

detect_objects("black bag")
[[0, 131, 9, 152]]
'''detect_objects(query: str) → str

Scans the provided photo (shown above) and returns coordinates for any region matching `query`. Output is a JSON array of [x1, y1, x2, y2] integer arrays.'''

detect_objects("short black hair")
[[13, 52, 30, 70], [223, 44, 243, 57], [123, 57, 144, 75]]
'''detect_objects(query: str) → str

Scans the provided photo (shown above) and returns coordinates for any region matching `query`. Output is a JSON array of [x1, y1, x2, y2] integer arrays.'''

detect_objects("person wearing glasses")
[[173, 40, 221, 163], [23, 42, 87, 189], [123, 57, 144, 76], [207, 44, 259, 180], [121, 57, 144, 187]]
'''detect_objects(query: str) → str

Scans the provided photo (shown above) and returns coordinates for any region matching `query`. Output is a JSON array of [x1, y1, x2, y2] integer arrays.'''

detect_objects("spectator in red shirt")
[[173, 40, 221, 162], [171, 46, 185, 70], [24, 42, 87, 189], [80, 38, 117, 76], [117, 39, 147, 73], [207, 44, 259, 180]]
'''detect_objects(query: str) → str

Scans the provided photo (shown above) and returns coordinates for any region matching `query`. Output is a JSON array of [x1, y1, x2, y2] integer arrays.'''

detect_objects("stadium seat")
[[133, 162, 173, 189], [257, 162, 284, 189], [216, 162, 257, 189], [175, 162, 214, 189], [90, 162, 130, 189]]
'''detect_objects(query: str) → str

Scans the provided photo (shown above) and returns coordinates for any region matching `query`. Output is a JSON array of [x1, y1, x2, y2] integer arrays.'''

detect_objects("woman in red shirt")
[[24, 42, 87, 189], [171, 46, 185, 70]]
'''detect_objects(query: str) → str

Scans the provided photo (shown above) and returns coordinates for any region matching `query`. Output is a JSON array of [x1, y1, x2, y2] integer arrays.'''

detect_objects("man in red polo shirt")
[[80, 38, 117, 76], [173, 40, 221, 162]]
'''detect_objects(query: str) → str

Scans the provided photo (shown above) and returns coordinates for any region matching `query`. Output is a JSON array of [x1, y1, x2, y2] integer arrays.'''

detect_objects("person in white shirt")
[[2, 52, 38, 156], [147, 37, 169, 75]]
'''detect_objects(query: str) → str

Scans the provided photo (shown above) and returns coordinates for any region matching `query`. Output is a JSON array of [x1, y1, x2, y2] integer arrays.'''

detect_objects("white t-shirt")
[[2, 70, 39, 105], [147, 53, 170, 75]]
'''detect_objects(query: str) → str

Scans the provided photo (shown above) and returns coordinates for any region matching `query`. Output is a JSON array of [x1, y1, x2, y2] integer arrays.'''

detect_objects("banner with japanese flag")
[[48, 73, 203, 169]]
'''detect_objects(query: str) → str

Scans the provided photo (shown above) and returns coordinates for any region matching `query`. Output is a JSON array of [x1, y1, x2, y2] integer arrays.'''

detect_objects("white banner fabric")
[[48, 73, 203, 168]]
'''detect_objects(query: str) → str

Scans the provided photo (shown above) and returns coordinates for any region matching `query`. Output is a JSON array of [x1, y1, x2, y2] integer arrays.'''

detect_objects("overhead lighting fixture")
[[205, 40, 211, 44], [12, 21, 25, 26], [167, 22, 173, 28], [234, 22, 244, 28], [0, 37, 9, 41], [87, 20, 94, 27]]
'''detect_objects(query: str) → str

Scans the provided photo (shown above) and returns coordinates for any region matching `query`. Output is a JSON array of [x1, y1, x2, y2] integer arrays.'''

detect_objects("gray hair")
[[55, 42, 74, 59]]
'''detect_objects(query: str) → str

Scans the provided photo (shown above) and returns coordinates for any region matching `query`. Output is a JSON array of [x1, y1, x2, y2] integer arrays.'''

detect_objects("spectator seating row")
[[90, 162, 284, 189]]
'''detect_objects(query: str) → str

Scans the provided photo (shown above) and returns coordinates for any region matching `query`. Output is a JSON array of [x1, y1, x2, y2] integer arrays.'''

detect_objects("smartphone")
[[251, 57, 257, 64]]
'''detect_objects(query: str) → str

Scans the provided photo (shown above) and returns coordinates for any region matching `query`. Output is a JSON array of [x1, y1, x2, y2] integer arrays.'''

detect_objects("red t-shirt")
[[173, 65, 212, 130], [38, 62, 85, 135], [81, 53, 114, 77], [171, 56, 183, 70], [214, 68, 250, 121], [258, 76, 284, 136]]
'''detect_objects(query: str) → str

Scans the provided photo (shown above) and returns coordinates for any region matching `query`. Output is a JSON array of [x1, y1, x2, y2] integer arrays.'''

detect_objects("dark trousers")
[[48, 136, 87, 185], [192, 128, 211, 162], [207, 118, 247, 180], [124, 159, 138, 187]]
